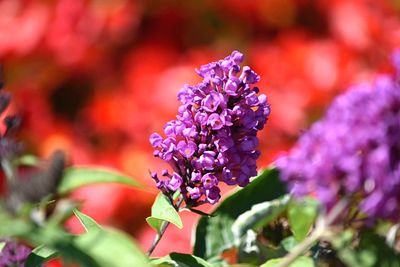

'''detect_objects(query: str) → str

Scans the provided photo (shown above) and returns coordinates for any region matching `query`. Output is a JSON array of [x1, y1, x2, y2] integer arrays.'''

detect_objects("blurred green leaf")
[[193, 168, 286, 260], [288, 198, 319, 241], [280, 236, 299, 253], [73, 209, 102, 232], [58, 167, 142, 194], [25, 245, 58, 267], [14, 154, 40, 167], [152, 253, 213, 267], [0, 241, 5, 252], [333, 230, 400, 267], [146, 193, 183, 232], [74, 210, 151, 267], [76, 227, 151, 267], [232, 195, 290, 244], [261, 256, 315, 267]]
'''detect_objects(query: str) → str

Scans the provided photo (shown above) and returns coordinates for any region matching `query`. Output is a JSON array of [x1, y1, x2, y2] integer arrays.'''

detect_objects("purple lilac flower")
[[150, 51, 270, 206], [0, 239, 31, 267], [277, 52, 400, 221]]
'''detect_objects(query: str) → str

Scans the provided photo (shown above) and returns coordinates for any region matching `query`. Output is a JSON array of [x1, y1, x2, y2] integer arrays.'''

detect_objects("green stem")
[[147, 196, 184, 257]]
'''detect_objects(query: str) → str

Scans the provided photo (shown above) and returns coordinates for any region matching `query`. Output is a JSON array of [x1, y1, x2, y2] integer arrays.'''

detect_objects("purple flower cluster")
[[0, 240, 31, 267], [150, 51, 270, 206], [277, 53, 400, 221]]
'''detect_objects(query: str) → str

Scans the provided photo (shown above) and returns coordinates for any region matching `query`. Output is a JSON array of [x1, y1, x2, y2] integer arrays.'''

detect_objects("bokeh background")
[[1, 0, 400, 258]]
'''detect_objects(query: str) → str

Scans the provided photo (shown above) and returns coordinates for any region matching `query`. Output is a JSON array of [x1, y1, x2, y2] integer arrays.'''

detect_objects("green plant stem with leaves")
[[276, 199, 349, 267], [147, 196, 184, 257]]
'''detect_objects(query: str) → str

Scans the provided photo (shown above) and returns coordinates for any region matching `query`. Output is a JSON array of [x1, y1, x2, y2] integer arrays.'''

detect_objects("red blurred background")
[[1, 0, 400, 257]]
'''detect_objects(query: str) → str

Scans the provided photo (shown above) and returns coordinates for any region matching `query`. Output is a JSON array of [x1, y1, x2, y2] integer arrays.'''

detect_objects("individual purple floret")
[[277, 52, 400, 221], [150, 51, 270, 206], [0, 239, 31, 267]]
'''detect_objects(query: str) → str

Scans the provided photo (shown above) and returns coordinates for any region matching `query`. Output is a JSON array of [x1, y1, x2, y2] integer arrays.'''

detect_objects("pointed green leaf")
[[0, 241, 5, 253], [58, 167, 142, 194], [193, 168, 286, 259], [73, 209, 102, 232], [261, 256, 315, 267], [147, 193, 183, 231], [146, 217, 164, 233], [288, 197, 319, 241], [25, 245, 58, 267]]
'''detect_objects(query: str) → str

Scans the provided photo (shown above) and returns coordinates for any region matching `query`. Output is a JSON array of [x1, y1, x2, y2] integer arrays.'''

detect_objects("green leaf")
[[232, 195, 290, 244], [73, 210, 151, 267], [280, 236, 299, 253], [147, 193, 183, 232], [287, 197, 319, 241], [193, 168, 286, 260], [261, 256, 315, 267], [152, 253, 213, 267], [25, 245, 58, 267], [76, 227, 151, 267], [58, 167, 142, 194], [73, 209, 102, 232], [0, 241, 5, 253], [333, 230, 400, 267]]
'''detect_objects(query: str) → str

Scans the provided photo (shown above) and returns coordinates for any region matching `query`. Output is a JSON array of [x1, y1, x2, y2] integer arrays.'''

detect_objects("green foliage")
[[287, 197, 319, 241], [58, 167, 142, 194], [25, 245, 58, 267], [147, 193, 183, 232], [73, 208, 152, 267], [261, 256, 315, 267], [152, 253, 213, 267], [193, 168, 286, 260], [333, 230, 400, 267]]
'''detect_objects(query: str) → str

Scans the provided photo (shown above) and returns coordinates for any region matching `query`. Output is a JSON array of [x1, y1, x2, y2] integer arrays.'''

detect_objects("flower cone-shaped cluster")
[[150, 51, 270, 206], [277, 52, 400, 221]]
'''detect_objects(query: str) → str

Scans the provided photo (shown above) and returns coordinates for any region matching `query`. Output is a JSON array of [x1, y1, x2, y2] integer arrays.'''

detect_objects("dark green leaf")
[[261, 256, 315, 267], [193, 168, 286, 260], [147, 193, 183, 232], [288, 197, 319, 241], [152, 253, 213, 267], [58, 167, 142, 194], [25, 245, 58, 267]]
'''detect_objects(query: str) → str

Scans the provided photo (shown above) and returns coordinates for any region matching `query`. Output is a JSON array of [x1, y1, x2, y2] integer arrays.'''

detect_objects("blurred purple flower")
[[150, 51, 270, 206], [0, 239, 31, 267], [277, 52, 400, 221]]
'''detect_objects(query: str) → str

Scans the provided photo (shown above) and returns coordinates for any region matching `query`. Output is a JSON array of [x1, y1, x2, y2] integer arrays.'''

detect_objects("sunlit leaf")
[[147, 193, 183, 232]]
